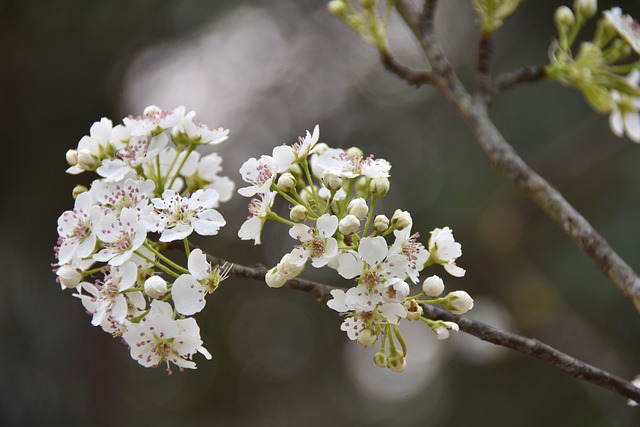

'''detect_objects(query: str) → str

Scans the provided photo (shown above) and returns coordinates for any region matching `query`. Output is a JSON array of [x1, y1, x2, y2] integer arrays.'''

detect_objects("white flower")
[[389, 221, 429, 283], [271, 124, 320, 172], [56, 191, 101, 264], [78, 262, 145, 328], [311, 147, 391, 179], [151, 189, 225, 242], [171, 108, 229, 145], [340, 315, 365, 340], [94, 208, 147, 265], [289, 214, 339, 268], [122, 300, 212, 372], [91, 178, 155, 217], [66, 117, 114, 174], [124, 105, 183, 135], [180, 151, 235, 204], [604, 7, 640, 55], [609, 70, 640, 143], [97, 132, 169, 182], [238, 191, 276, 245], [172, 249, 230, 315], [428, 227, 466, 277], [238, 155, 277, 197]]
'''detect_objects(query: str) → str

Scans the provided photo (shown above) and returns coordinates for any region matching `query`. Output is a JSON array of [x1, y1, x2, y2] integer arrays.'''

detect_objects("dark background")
[[2, 0, 640, 425]]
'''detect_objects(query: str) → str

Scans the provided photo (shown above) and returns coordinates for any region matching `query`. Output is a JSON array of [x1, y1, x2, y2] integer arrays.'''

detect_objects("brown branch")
[[200, 251, 640, 403], [477, 31, 493, 98], [379, 50, 433, 87], [421, 304, 640, 402], [391, 0, 640, 312], [485, 65, 547, 103]]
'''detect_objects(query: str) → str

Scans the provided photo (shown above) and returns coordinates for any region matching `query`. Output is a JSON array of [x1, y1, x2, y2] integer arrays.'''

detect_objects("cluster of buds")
[[547, 1, 640, 142], [237, 125, 473, 372], [53, 106, 233, 373]]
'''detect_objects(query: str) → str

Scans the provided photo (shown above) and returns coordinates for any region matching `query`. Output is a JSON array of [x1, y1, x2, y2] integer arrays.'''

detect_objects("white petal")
[[172, 274, 206, 315], [188, 249, 209, 281], [359, 236, 388, 266], [337, 253, 363, 279], [624, 111, 640, 142]]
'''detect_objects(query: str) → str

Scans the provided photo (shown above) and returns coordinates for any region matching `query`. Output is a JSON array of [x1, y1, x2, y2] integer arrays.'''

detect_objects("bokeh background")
[[2, 0, 640, 425]]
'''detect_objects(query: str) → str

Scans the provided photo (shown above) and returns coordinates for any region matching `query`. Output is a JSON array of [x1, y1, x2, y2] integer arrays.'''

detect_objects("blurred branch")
[[379, 50, 433, 87], [204, 252, 640, 402], [477, 32, 493, 97], [486, 65, 546, 103], [390, 0, 640, 312], [421, 304, 640, 403]]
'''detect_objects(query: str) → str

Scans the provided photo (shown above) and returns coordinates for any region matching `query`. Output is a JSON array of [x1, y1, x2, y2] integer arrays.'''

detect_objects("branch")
[[204, 253, 640, 403], [486, 65, 546, 103], [391, 0, 640, 312], [421, 304, 640, 403], [379, 50, 433, 87]]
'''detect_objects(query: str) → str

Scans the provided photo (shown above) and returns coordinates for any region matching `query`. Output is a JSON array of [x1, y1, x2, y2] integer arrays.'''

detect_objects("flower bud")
[[347, 197, 368, 220], [370, 177, 390, 198], [573, 0, 597, 19], [446, 290, 474, 314], [66, 149, 78, 166], [288, 163, 303, 180], [265, 267, 287, 288], [373, 214, 389, 232], [277, 172, 297, 192], [404, 299, 423, 320], [432, 321, 459, 340], [72, 185, 88, 199], [346, 146, 363, 159], [554, 5, 575, 28], [422, 275, 445, 297], [57, 265, 83, 289], [77, 149, 99, 171], [354, 176, 369, 196], [313, 142, 329, 155], [322, 171, 342, 192], [327, 0, 347, 16], [357, 328, 377, 347], [144, 276, 168, 299], [374, 351, 388, 368], [290, 205, 308, 222], [390, 209, 411, 230], [143, 105, 162, 116], [339, 214, 360, 235]]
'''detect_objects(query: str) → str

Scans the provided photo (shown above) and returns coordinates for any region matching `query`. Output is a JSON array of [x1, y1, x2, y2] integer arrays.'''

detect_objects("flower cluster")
[[547, 1, 640, 142], [237, 125, 473, 372], [54, 106, 233, 373]]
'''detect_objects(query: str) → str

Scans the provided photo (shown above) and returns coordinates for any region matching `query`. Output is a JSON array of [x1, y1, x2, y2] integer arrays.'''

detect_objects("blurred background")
[[2, 0, 640, 425]]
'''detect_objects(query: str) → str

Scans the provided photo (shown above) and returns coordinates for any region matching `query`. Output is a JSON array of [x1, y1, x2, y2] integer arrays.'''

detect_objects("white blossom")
[[604, 7, 640, 55], [238, 191, 276, 245], [93, 208, 147, 265], [238, 155, 277, 197], [428, 227, 466, 277], [56, 191, 101, 264], [609, 70, 640, 143], [289, 214, 339, 268]]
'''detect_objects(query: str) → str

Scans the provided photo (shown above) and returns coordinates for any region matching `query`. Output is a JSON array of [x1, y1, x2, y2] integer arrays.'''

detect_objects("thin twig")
[[486, 65, 546, 103], [477, 31, 493, 98], [391, 0, 640, 311], [379, 50, 433, 87], [421, 304, 640, 403], [198, 251, 640, 402]]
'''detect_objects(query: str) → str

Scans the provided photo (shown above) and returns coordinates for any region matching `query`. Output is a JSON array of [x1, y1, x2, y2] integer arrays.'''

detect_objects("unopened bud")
[[388, 350, 406, 373], [373, 214, 389, 232], [290, 205, 308, 222], [66, 149, 78, 166], [313, 142, 329, 155], [288, 163, 303, 180], [370, 177, 390, 198], [57, 265, 83, 289], [554, 5, 575, 28], [357, 328, 377, 347], [143, 105, 162, 116], [355, 176, 369, 196], [346, 146, 363, 158], [72, 185, 89, 199], [322, 171, 342, 192], [327, 0, 347, 16], [77, 149, 99, 171], [446, 290, 474, 315], [277, 172, 296, 192], [339, 214, 360, 235], [573, 0, 597, 19], [347, 197, 368, 220], [391, 209, 411, 230], [144, 276, 168, 299], [422, 275, 445, 297], [265, 267, 287, 288], [432, 321, 459, 340]]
